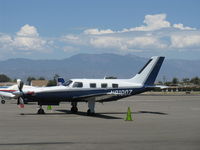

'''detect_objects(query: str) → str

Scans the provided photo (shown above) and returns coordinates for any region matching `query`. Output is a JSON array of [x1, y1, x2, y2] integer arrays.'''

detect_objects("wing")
[[72, 91, 127, 102]]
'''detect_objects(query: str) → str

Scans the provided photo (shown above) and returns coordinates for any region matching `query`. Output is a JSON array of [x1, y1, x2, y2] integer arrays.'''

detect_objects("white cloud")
[[83, 14, 172, 34], [122, 14, 195, 32], [0, 24, 50, 52], [68, 13, 197, 52], [127, 36, 167, 48], [173, 24, 196, 30], [128, 14, 171, 31], [61, 34, 87, 46], [82, 14, 196, 35], [90, 36, 122, 48], [63, 34, 79, 40], [0, 34, 13, 50], [84, 28, 114, 35], [13, 36, 46, 51], [13, 24, 46, 51], [17, 24, 39, 37], [85, 35, 167, 51], [171, 34, 200, 48]]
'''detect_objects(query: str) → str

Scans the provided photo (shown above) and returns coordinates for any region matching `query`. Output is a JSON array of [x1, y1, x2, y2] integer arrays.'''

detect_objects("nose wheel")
[[1, 100, 5, 104]]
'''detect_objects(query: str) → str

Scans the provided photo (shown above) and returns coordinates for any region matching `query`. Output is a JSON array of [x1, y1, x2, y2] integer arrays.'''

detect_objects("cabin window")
[[90, 83, 96, 88], [101, 83, 107, 88], [73, 82, 83, 88], [64, 80, 73, 86], [112, 84, 118, 88]]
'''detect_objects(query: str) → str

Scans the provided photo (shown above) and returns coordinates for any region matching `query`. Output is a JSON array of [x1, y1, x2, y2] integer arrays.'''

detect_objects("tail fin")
[[57, 77, 65, 86], [129, 56, 165, 85]]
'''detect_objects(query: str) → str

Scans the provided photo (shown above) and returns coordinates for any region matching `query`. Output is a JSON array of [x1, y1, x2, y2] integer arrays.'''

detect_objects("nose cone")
[[13, 91, 23, 97]]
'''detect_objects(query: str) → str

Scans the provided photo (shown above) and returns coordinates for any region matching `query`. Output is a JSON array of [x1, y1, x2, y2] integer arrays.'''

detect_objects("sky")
[[0, 0, 200, 60]]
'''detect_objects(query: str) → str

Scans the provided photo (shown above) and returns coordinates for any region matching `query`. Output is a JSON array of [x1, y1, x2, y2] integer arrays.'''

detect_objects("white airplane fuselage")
[[22, 79, 144, 103]]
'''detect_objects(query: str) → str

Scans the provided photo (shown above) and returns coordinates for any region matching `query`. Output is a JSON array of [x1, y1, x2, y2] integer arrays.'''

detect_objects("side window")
[[73, 82, 83, 88], [90, 83, 96, 88], [101, 83, 107, 88], [112, 84, 118, 88], [64, 80, 73, 86]]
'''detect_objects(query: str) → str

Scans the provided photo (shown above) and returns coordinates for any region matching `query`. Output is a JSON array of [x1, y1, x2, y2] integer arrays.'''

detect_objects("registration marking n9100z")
[[110, 90, 133, 96]]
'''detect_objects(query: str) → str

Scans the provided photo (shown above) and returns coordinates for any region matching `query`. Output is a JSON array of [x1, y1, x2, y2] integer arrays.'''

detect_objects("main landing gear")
[[71, 102, 78, 113], [70, 100, 96, 115], [37, 105, 45, 114], [87, 100, 95, 116]]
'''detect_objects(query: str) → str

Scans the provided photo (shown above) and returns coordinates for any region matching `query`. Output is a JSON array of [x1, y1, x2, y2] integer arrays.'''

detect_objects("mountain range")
[[0, 53, 199, 82]]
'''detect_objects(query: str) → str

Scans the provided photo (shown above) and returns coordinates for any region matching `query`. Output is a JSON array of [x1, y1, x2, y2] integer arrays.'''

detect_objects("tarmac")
[[0, 95, 200, 150]]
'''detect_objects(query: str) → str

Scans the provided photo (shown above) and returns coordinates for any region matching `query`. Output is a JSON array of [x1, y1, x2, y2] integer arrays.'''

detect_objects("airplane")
[[0, 56, 166, 115], [0, 86, 10, 104], [0, 83, 35, 104], [0, 78, 64, 104]]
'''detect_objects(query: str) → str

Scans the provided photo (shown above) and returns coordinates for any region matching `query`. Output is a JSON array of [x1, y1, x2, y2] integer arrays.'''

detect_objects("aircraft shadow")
[[99, 111, 168, 115], [56, 110, 122, 119], [20, 110, 167, 118], [20, 110, 122, 119], [19, 112, 70, 116], [137, 111, 168, 115]]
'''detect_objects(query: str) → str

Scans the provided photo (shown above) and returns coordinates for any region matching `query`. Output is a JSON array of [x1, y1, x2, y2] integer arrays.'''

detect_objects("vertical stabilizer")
[[129, 56, 165, 85]]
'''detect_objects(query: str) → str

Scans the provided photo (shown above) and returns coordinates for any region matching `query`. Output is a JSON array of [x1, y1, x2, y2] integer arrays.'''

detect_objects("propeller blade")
[[19, 97, 24, 104], [17, 97, 24, 105], [17, 79, 24, 91], [16, 79, 24, 105]]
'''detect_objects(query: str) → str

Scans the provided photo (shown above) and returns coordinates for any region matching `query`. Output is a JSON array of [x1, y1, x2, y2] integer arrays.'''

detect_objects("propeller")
[[17, 79, 24, 105]]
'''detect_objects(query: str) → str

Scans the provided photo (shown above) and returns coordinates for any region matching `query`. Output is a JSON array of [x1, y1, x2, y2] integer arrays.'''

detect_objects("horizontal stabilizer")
[[145, 85, 168, 89]]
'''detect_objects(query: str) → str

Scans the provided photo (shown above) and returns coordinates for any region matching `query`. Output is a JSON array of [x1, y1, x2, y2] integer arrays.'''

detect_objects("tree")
[[47, 74, 60, 86], [53, 74, 60, 81], [157, 81, 163, 85], [38, 77, 45, 80], [47, 80, 56, 86], [190, 77, 200, 85], [172, 77, 179, 85], [0, 74, 11, 82], [182, 78, 190, 84], [27, 76, 36, 85]]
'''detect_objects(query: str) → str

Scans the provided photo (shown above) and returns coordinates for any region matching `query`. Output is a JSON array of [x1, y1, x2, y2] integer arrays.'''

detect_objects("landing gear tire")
[[87, 109, 91, 115], [1, 100, 5, 104], [71, 107, 78, 113], [87, 109, 95, 116], [37, 108, 45, 114]]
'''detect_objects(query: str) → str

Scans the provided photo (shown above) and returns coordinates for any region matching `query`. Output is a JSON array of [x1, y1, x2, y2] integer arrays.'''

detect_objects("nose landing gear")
[[1, 100, 5, 104], [37, 105, 45, 114]]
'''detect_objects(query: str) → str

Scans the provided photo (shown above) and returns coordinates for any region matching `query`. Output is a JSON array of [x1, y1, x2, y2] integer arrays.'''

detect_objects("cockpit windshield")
[[64, 80, 73, 86]]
